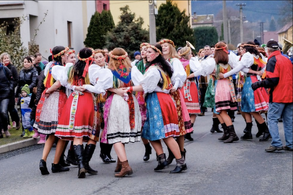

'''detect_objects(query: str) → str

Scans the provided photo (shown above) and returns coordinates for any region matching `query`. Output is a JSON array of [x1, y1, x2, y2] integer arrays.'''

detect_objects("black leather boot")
[[170, 156, 185, 173], [223, 125, 239, 143], [66, 149, 78, 165], [39, 159, 50, 175], [51, 163, 70, 173], [83, 144, 98, 175], [259, 122, 270, 141], [210, 118, 222, 133], [58, 154, 70, 167], [74, 145, 86, 178], [218, 123, 229, 140], [241, 122, 253, 140], [154, 153, 168, 171], [166, 147, 174, 165], [181, 149, 187, 170], [100, 143, 116, 163], [143, 143, 152, 161], [255, 119, 263, 138], [184, 133, 194, 141]]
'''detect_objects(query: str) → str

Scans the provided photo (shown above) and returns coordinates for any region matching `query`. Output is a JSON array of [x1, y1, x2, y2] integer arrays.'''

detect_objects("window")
[[67, 21, 72, 48], [103, 3, 107, 10]]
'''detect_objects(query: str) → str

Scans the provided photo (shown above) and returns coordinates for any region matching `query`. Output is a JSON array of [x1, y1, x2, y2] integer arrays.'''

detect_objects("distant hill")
[[191, 0, 284, 30]]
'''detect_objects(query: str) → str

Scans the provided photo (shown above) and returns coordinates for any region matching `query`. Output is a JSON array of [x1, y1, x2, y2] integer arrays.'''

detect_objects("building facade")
[[109, 0, 191, 29], [0, 1, 95, 59]]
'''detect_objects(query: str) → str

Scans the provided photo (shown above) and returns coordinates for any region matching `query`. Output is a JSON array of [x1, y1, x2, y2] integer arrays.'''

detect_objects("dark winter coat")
[[17, 67, 38, 97], [0, 64, 13, 100]]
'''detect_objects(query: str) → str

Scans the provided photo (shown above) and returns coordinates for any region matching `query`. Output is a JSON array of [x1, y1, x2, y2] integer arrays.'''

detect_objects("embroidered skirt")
[[215, 79, 237, 112], [35, 91, 67, 135], [180, 81, 201, 114], [102, 94, 141, 144], [136, 91, 147, 127], [55, 92, 100, 142], [178, 90, 193, 134], [142, 92, 180, 141], [241, 76, 269, 112]]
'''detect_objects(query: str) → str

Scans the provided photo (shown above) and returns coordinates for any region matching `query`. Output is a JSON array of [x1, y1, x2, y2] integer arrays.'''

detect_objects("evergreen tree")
[[193, 26, 218, 51], [84, 11, 114, 49], [269, 18, 277, 31], [105, 6, 148, 58], [156, 0, 195, 47]]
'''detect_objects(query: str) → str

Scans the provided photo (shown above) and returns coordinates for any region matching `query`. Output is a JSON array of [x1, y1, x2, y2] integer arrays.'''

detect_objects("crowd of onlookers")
[[0, 52, 48, 140]]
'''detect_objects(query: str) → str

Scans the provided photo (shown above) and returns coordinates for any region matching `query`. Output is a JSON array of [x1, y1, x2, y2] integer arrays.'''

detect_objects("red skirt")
[[180, 81, 201, 114], [55, 92, 97, 141], [251, 76, 269, 112]]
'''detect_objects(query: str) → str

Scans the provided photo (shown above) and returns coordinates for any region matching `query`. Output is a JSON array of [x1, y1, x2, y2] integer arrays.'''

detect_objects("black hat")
[[254, 39, 260, 46], [266, 40, 279, 49]]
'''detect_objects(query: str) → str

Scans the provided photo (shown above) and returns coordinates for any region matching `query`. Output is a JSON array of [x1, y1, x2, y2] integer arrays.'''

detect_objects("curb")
[[0, 138, 39, 154]]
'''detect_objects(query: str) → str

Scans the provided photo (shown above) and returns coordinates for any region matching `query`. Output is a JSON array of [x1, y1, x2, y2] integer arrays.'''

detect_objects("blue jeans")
[[268, 102, 293, 148]]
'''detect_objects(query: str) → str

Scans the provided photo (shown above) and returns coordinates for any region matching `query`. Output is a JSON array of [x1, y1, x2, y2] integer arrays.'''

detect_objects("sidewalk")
[[0, 138, 38, 154]]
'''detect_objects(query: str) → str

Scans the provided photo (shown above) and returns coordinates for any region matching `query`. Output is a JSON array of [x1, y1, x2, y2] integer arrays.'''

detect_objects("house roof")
[[277, 21, 293, 34], [0, 1, 24, 6], [192, 14, 214, 25]]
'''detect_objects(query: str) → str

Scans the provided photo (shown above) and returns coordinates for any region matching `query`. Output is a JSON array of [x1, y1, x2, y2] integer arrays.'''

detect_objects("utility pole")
[[149, 0, 157, 44], [222, 0, 228, 43], [260, 22, 264, 44], [236, 3, 246, 43]]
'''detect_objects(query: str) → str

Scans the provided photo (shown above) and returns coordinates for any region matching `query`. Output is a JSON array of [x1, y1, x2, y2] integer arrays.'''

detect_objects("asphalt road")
[[0, 111, 292, 195]]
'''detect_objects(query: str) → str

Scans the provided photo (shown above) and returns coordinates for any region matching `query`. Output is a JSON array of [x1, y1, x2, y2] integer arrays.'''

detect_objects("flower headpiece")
[[77, 48, 95, 77], [147, 45, 162, 55], [215, 46, 229, 54], [243, 44, 256, 48], [140, 43, 150, 50], [50, 47, 69, 58], [159, 39, 176, 48], [108, 51, 128, 60], [67, 50, 75, 55]]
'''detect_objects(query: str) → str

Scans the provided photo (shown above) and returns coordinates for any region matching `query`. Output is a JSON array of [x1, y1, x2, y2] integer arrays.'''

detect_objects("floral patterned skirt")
[[142, 92, 180, 141]]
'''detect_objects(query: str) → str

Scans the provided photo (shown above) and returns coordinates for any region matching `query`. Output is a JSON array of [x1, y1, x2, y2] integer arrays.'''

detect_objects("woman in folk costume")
[[220, 41, 270, 141], [101, 48, 141, 177], [35, 46, 69, 175], [159, 39, 191, 166], [136, 42, 153, 162], [54, 48, 113, 178], [179, 42, 202, 140], [124, 44, 186, 173], [195, 42, 239, 143], [93, 49, 116, 164]]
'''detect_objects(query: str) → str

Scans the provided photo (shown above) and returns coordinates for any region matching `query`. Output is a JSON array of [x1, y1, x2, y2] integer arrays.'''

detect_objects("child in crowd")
[[20, 84, 34, 138]]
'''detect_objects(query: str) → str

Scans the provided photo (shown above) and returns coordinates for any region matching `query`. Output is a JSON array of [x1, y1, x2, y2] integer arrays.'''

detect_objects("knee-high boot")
[[259, 122, 270, 141], [83, 144, 98, 175], [218, 123, 229, 140], [210, 118, 222, 133], [74, 145, 86, 178], [223, 125, 239, 143], [241, 122, 253, 140], [143, 143, 152, 161]]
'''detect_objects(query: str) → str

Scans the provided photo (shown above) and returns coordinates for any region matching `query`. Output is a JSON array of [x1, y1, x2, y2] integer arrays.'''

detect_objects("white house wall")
[[0, 1, 96, 60]]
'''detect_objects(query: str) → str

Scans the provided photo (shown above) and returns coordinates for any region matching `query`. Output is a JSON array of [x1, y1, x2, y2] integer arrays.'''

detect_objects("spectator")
[[0, 52, 20, 130], [0, 61, 13, 138], [131, 51, 141, 66], [17, 56, 38, 137], [20, 84, 34, 138], [252, 40, 293, 152], [34, 53, 45, 74]]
